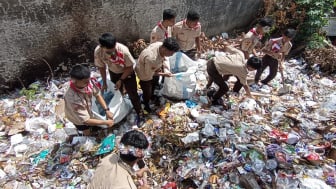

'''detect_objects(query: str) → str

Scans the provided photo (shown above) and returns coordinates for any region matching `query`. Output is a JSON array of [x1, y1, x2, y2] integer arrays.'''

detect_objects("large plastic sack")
[[168, 52, 197, 73], [161, 72, 197, 100], [91, 79, 133, 127]]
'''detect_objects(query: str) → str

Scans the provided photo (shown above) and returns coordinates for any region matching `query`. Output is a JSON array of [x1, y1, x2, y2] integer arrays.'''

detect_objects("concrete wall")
[[0, 0, 263, 92]]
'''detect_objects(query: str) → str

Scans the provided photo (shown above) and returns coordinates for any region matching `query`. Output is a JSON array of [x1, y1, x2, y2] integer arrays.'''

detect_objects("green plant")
[[262, 0, 334, 49], [294, 0, 334, 48], [20, 83, 40, 100]]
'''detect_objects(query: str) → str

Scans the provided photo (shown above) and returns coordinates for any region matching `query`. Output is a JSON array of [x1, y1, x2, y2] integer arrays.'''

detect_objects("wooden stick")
[[250, 92, 272, 97]]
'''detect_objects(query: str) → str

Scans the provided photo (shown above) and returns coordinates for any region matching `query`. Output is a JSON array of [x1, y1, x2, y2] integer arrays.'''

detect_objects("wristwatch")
[[104, 108, 110, 112]]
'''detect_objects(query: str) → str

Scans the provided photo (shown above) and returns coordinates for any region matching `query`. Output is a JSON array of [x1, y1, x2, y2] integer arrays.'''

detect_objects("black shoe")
[[135, 114, 146, 127], [144, 104, 152, 113], [211, 99, 223, 106], [207, 87, 216, 98]]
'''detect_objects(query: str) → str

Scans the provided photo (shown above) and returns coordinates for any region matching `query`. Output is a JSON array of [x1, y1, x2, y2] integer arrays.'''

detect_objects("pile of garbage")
[[304, 45, 336, 74], [1, 53, 336, 188]]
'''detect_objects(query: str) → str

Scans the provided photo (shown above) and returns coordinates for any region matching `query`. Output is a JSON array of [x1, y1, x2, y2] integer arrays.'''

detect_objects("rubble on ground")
[[0, 51, 336, 189]]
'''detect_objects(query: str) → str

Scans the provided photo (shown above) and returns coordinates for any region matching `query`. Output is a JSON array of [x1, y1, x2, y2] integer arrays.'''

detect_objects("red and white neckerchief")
[[249, 28, 263, 40], [157, 21, 168, 39], [183, 19, 201, 30], [110, 51, 125, 67], [271, 38, 282, 53], [70, 77, 101, 95]]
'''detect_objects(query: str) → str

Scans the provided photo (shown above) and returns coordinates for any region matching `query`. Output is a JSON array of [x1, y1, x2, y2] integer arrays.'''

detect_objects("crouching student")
[[135, 38, 180, 113], [88, 130, 151, 189], [254, 28, 296, 86], [241, 17, 273, 59], [64, 65, 114, 135], [206, 44, 262, 105]]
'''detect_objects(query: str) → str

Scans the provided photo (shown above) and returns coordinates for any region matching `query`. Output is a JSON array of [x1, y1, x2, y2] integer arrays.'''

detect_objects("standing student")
[[64, 65, 114, 135], [135, 38, 180, 113], [150, 9, 177, 43], [94, 33, 144, 126], [150, 9, 177, 93], [206, 44, 262, 105], [254, 28, 296, 85], [241, 17, 273, 59], [173, 10, 202, 60]]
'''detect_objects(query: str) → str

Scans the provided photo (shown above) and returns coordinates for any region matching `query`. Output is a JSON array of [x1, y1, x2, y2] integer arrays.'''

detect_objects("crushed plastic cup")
[[181, 131, 199, 144], [265, 159, 278, 170], [201, 122, 216, 137], [286, 132, 300, 145]]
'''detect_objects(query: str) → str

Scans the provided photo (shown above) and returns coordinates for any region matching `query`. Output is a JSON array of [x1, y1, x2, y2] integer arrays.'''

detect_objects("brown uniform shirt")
[[64, 82, 100, 125], [241, 28, 262, 54], [94, 43, 136, 74], [263, 37, 292, 60], [135, 42, 165, 81], [150, 21, 172, 44], [172, 20, 201, 51], [213, 46, 249, 86], [87, 153, 137, 189]]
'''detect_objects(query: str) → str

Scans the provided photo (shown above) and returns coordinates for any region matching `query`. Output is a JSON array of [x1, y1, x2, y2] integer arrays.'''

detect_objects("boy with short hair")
[[173, 10, 202, 60], [206, 44, 262, 105], [150, 9, 177, 43], [254, 28, 296, 85], [88, 130, 150, 189], [94, 33, 144, 126], [241, 17, 273, 59], [135, 38, 180, 113], [64, 65, 114, 135], [150, 9, 177, 92]]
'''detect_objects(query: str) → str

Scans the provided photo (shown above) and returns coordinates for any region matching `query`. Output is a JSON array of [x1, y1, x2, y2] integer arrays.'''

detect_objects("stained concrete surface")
[[0, 0, 263, 92]]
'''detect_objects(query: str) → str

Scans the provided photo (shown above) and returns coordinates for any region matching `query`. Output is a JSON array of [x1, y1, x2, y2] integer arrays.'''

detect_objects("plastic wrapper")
[[96, 134, 116, 155]]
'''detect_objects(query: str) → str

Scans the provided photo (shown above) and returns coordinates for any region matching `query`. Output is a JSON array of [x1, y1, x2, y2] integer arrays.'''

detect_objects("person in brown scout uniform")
[[94, 33, 145, 126], [241, 17, 273, 59], [206, 44, 262, 105], [135, 38, 180, 113], [172, 10, 202, 60], [150, 9, 177, 95], [254, 28, 296, 85], [64, 65, 114, 135], [150, 8, 177, 43], [87, 130, 150, 189]]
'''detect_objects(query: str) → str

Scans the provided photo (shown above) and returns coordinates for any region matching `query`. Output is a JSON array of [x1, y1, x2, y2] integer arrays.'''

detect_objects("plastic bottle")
[[251, 159, 265, 175]]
